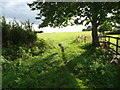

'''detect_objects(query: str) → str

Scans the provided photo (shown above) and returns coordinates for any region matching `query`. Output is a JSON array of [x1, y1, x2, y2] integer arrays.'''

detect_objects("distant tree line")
[[35, 31, 43, 33], [82, 26, 92, 31], [106, 30, 120, 35], [82, 20, 119, 35], [106, 25, 120, 35]]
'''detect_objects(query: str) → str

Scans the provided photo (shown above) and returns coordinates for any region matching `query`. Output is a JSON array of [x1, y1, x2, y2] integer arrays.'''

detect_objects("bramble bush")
[[1, 16, 53, 61], [1, 16, 37, 46], [2, 39, 54, 61]]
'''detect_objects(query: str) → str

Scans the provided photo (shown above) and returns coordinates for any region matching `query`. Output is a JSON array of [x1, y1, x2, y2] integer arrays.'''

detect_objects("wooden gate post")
[[108, 36, 110, 49], [116, 38, 118, 55]]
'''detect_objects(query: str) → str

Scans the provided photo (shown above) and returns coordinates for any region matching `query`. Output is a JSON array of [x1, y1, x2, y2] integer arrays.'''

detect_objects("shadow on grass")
[[65, 43, 119, 88], [3, 53, 82, 88], [31, 53, 83, 88], [3, 43, 120, 88]]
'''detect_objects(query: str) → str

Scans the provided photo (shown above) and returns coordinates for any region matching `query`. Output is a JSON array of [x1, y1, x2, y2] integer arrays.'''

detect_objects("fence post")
[[116, 38, 118, 55], [105, 35, 106, 41], [108, 36, 110, 48]]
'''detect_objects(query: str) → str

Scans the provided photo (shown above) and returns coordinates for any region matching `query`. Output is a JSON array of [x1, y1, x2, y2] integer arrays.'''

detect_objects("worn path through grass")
[[2, 31, 120, 88]]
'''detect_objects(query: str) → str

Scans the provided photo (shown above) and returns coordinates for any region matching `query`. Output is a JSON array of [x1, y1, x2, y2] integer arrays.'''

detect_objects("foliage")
[[1, 16, 37, 47], [2, 45, 32, 61], [106, 30, 120, 35], [27, 2, 118, 28], [82, 26, 92, 31], [35, 38, 54, 52], [27, 2, 119, 46], [35, 31, 44, 33], [1, 17, 54, 60], [2, 38, 53, 61], [72, 35, 91, 43], [98, 21, 113, 34], [2, 42, 120, 88], [2, 31, 120, 88]]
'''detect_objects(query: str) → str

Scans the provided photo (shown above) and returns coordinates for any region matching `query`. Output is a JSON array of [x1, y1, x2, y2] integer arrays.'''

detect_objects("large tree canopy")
[[28, 2, 120, 46]]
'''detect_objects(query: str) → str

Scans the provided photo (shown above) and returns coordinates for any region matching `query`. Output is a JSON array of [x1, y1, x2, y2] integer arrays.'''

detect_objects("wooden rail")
[[98, 35, 120, 55]]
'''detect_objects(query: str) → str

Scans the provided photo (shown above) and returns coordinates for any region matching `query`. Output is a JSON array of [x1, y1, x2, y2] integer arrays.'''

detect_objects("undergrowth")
[[2, 41, 120, 88]]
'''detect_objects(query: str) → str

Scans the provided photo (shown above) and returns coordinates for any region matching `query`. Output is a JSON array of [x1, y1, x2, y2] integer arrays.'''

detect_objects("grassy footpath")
[[2, 31, 120, 88]]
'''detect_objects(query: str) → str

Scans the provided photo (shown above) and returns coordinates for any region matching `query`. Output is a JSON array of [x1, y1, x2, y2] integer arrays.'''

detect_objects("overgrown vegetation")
[[1, 17, 53, 60], [2, 24, 120, 88], [2, 42, 120, 88], [1, 16, 37, 46], [72, 35, 91, 43], [2, 38, 53, 61]]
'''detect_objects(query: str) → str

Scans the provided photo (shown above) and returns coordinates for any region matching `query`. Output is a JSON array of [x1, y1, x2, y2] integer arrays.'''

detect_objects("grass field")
[[106, 35, 120, 52], [38, 31, 119, 43], [38, 31, 91, 44], [2, 31, 120, 88], [38, 31, 120, 56], [107, 35, 120, 44], [38, 31, 120, 49]]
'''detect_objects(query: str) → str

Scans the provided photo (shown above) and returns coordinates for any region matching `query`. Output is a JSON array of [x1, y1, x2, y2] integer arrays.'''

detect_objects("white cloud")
[[2, 0, 35, 7], [2, 0, 25, 8], [1, 0, 87, 33], [33, 25, 86, 33], [1, 0, 40, 24]]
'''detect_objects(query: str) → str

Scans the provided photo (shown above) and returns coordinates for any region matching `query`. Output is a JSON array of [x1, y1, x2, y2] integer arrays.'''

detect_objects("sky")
[[0, 0, 87, 33]]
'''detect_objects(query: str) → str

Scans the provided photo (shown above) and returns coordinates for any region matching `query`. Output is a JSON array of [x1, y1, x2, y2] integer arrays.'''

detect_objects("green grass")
[[38, 32, 119, 45], [38, 32, 120, 53], [2, 43, 120, 88], [106, 35, 120, 53], [98, 34, 120, 53], [37, 31, 91, 44], [107, 35, 120, 44], [2, 31, 120, 88]]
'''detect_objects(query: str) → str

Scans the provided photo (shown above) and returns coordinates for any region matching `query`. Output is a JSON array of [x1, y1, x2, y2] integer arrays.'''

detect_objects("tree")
[[27, 2, 119, 46], [35, 31, 44, 33], [82, 29, 86, 31]]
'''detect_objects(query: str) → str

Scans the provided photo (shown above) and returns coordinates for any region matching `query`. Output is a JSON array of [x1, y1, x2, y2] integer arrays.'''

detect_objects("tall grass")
[[2, 31, 120, 88], [2, 42, 120, 88]]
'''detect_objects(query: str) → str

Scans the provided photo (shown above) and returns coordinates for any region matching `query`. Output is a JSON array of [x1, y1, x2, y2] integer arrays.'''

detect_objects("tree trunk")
[[92, 21, 100, 47]]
